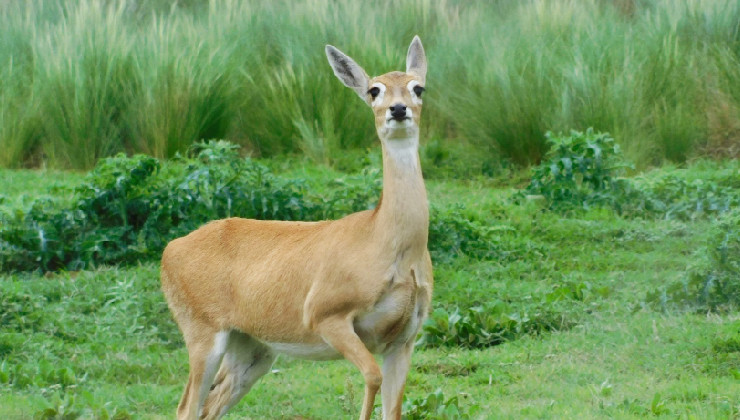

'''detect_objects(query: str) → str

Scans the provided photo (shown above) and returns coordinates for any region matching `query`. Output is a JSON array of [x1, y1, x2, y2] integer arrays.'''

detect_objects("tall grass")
[[435, 0, 740, 166], [0, 0, 738, 169]]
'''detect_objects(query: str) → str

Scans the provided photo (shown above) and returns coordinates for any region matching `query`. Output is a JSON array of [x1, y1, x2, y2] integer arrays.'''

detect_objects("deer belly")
[[264, 341, 341, 361]]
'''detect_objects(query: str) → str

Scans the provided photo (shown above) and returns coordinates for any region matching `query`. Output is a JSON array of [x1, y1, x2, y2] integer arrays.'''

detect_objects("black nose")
[[389, 103, 407, 120]]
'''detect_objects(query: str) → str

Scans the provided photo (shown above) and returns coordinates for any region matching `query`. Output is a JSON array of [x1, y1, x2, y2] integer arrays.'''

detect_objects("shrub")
[[309, 167, 382, 220], [626, 174, 740, 220], [0, 141, 317, 272], [520, 129, 740, 220], [428, 206, 503, 264], [520, 128, 632, 211], [643, 210, 740, 312], [417, 282, 585, 349]]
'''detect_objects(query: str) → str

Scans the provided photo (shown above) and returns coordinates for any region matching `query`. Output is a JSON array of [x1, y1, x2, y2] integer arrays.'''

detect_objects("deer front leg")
[[316, 317, 382, 420], [380, 340, 414, 420]]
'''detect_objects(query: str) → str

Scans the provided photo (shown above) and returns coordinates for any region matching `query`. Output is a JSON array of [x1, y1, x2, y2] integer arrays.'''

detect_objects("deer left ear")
[[326, 45, 371, 101], [406, 36, 427, 84]]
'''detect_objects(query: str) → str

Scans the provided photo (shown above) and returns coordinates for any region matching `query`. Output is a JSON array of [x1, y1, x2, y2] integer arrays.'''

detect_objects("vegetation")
[[522, 129, 740, 219], [643, 209, 740, 312], [1, 0, 740, 418], [1, 0, 740, 169], [0, 141, 498, 272], [2, 145, 739, 417]]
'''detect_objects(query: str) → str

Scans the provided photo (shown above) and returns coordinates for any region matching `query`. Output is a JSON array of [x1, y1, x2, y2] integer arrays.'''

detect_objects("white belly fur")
[[264, 341, 341, 361]]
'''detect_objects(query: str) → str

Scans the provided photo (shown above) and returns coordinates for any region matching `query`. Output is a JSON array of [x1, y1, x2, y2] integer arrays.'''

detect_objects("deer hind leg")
[[200, 330, 276, 420], [177, 328, 229, 420], [317, 317, 382, 420], [380, 341, 415, 420]]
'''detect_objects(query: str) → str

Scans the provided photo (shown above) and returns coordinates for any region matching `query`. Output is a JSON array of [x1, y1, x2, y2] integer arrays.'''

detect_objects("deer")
[[160, 36, 433, 420]]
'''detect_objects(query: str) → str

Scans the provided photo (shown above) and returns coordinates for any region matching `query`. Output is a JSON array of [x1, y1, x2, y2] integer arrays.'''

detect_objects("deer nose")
[[389, 103, 407, 120]]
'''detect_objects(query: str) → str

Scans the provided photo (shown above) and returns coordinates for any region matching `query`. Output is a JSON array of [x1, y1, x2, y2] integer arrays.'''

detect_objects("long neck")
[[373, 129, 429, 252]]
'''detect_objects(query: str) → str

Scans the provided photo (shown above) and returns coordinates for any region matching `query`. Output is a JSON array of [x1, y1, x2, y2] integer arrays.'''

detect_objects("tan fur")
[[161, 36, 432, 420]]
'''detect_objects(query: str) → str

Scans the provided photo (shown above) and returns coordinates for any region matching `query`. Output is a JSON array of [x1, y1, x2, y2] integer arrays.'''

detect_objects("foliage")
[[402, 389, 470, 420], [521, 129, 740, 220], [643, 210, 740, 312], [626, 174, 740, 220], [308, 167, 382, 220], [418, 282, 587, 349], [0, 141, 319, 272], [428, 206, 503, 264], [2, 162, 740, 418], [34, 390, 132, 420], [521, 129, 631, 210]]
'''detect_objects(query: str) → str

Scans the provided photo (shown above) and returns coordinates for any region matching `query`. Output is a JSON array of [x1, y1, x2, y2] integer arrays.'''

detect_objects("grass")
[[1, 0, 739, 169], [1, 159, 739, 419]]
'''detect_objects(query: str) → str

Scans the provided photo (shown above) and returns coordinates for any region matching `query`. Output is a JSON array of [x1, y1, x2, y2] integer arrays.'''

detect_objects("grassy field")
[[1, 158, 739, 419], [1, 1, 739, 418], [1, 0, 739, 169]]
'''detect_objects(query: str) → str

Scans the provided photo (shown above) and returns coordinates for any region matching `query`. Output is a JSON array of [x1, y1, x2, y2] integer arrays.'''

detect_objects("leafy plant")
[[0, 141, 317, 272], [35, 389, 132, 420], [520, 129, 740, 220], [428, 206, 504, 263], [418, 283, 584, 349], [520, 128, 632, 211], [2, 140, 510, 272], [2, 141, 507, 272], [310, 167, 382, 220], [402, 389, 470, 420], [627, 175, 740, 220], [643, 209, 740, 312]]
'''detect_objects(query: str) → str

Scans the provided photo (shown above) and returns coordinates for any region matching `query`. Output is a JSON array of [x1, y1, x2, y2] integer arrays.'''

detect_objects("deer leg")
[[380, 341, 415, 420], [200, 331, 276, 420], [317, 317, 382, 420], [177, 329, 229, 420]]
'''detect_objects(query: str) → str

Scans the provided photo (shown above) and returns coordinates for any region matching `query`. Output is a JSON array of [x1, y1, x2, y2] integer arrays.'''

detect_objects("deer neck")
[[373, 127, 429, 254]]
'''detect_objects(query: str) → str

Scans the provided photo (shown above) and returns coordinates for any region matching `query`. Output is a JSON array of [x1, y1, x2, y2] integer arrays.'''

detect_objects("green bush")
[[521, 129, 740, 219], [428, 206, 503, 264], [520, 128, 632, 211], [418, 282, 585, 349], [643, 210, 740, 312], [627, 174, 740, 220], [0, 141, 318, 272]]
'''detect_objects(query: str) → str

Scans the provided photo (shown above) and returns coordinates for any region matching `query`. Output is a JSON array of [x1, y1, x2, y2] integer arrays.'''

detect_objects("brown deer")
[[161, 36, 433, 420]]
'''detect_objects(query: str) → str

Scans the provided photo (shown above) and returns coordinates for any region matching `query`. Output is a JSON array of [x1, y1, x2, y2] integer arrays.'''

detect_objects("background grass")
[[1, 159, 739, 418], [0, 0, 739, 170]]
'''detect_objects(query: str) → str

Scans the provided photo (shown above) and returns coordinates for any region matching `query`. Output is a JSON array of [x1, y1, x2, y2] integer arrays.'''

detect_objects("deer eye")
[[368, 87, 381, 99], [413, 85, 425, 97]]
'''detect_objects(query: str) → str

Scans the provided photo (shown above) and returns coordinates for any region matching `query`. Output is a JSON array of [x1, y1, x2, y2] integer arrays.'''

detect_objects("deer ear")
[[406, 36, 427, 84], [326, 45, 370, 101]]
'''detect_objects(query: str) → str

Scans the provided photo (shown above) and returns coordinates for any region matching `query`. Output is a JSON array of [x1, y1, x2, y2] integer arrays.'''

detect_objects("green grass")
[[0, 169, 84, 211], [1, 0, 739, 169], [1, 160, 739, 419]]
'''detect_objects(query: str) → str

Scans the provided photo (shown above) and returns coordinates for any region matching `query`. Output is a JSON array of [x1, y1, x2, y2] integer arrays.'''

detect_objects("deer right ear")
[[326, 45, 370, 101], [406, 36, 427, 84]]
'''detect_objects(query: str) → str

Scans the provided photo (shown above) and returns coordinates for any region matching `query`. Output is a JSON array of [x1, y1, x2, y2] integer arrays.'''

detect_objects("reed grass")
[[0, 0, 738, 169]]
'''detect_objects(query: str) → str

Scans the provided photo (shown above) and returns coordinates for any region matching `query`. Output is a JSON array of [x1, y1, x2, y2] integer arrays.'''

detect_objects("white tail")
[[161, 36, 433, 420]]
